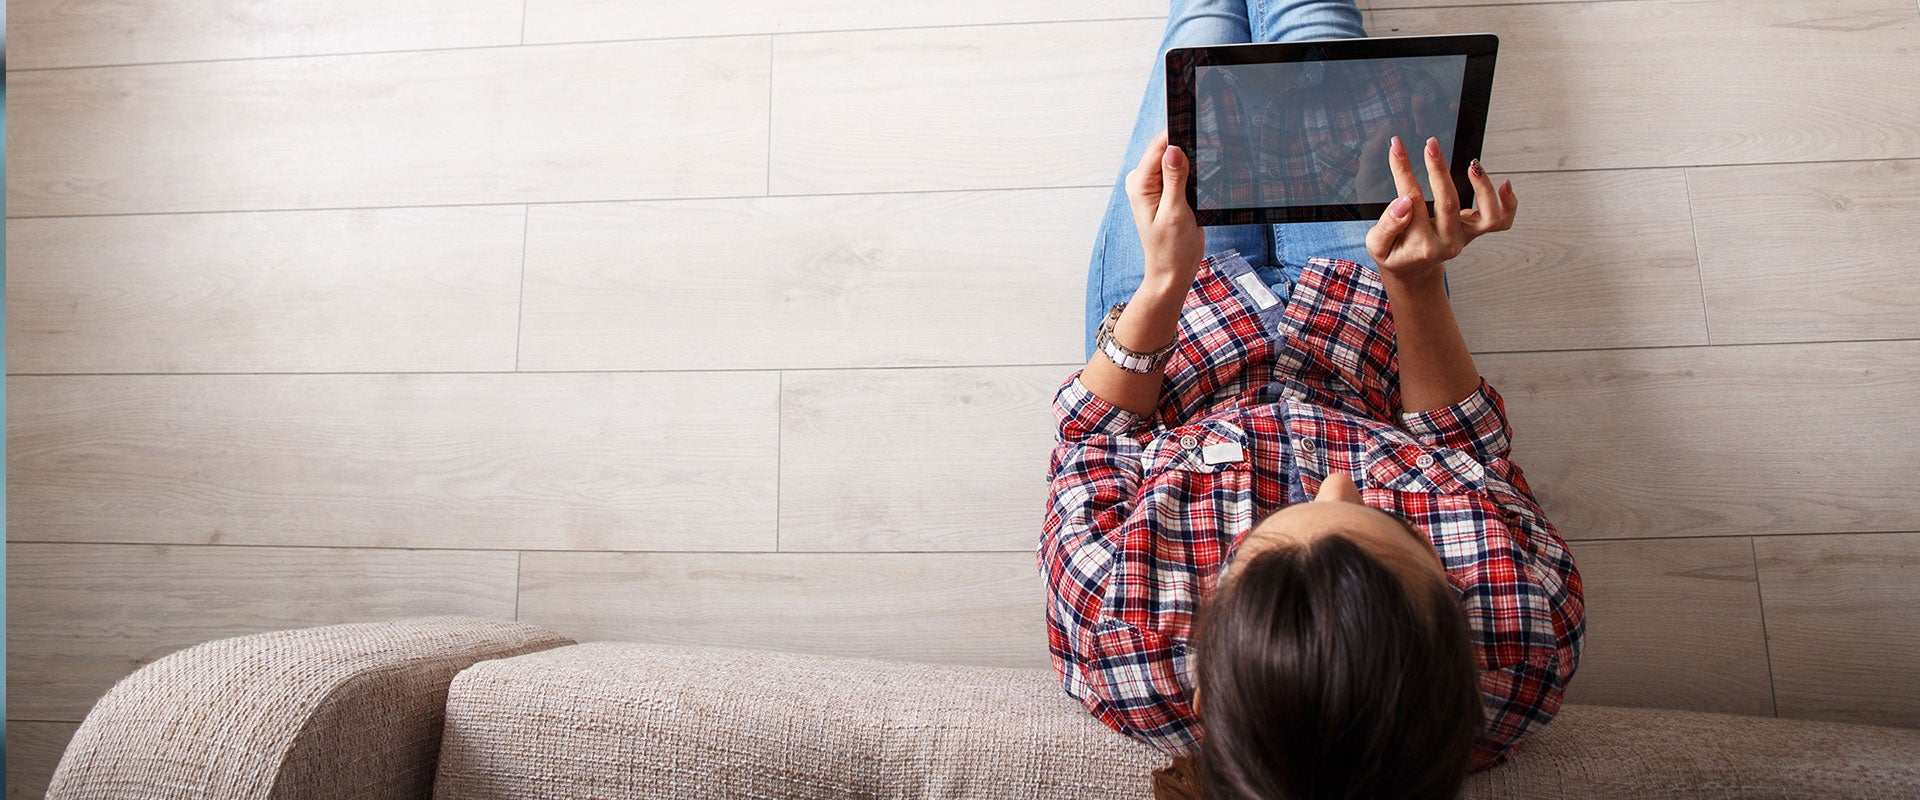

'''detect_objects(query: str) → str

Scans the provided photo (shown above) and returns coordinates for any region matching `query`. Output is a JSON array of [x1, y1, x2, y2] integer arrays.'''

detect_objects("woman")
[[1038, 1, 1586, 798]]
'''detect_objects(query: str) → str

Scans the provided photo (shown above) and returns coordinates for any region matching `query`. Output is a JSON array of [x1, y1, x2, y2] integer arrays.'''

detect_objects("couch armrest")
[[46, 615, 575, 800]]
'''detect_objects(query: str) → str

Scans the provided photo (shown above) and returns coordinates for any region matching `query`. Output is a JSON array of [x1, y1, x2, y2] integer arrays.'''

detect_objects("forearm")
[[1080, 277, 1188, 417], [1382, 267, 1481, 414]]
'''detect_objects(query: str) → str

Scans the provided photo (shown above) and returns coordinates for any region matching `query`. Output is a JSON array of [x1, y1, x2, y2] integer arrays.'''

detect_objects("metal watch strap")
[[1096, 302, 1178, 373]]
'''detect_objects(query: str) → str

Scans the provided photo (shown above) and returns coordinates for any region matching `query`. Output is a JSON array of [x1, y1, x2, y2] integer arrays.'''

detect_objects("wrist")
[[1381, 263, 1448, 296], [1134, 274, 1190, 305]]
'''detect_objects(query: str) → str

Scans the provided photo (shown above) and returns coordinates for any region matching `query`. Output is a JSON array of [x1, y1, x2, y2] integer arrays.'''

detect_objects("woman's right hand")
[[1364, 135, 1517, 284]]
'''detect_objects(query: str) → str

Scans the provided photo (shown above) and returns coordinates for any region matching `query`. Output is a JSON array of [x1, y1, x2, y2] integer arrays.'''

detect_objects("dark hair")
[[1191, 531, 1483, 800]]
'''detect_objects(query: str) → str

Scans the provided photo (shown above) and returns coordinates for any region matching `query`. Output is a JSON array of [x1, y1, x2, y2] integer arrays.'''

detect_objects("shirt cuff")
[[1398, 377, 1513, 459], [1054, 369, 1150, 442]]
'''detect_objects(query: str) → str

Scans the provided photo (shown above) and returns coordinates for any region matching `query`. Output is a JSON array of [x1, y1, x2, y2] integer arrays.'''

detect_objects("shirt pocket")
[[1363, 436, 1489, 496], [1357, 485, 1505, 590], [1146, 419, 1252, 476]]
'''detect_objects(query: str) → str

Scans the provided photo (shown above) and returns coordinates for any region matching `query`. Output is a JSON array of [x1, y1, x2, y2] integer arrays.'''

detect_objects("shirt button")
[[1415, 453, 1436, 468], [1298, 438, 1316, 453], [1180, 435, 1200, 449]]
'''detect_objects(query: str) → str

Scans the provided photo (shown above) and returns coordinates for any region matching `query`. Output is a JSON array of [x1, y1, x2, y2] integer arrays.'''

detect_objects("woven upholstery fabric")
[[46, 615, 575, 800], [432, 642, 1170, 799], [435, 641, 1920, 800], [1459, 704, 1920, 799]]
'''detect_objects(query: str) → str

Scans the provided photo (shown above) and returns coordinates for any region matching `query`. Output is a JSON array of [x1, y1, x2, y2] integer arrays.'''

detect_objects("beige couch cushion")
[[46, 616, 575, 800], [434, 642, 1165, 798], [433, 641, 1920, 799]]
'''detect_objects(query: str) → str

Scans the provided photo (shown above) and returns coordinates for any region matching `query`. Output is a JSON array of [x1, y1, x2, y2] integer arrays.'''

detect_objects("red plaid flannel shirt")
[[1039, 250, 1585, 773]]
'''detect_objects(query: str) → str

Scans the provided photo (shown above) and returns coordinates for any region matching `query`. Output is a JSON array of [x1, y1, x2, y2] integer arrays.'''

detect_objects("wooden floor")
[[7, 0, 1920, 795]]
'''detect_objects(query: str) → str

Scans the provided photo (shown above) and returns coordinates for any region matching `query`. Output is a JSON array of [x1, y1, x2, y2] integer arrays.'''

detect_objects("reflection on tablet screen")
[[1193, 55, 1467, 211]]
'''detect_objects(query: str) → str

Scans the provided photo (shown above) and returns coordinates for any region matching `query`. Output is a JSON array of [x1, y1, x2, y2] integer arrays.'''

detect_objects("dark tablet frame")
[[1167, 34, 1499, 226]]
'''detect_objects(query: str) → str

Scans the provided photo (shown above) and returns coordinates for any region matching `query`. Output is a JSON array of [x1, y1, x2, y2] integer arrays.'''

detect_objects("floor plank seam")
[[1, 15, 1173, 75], [11, 533, 1916, 553], [14, 157, 1917, 222], [1374, 0, 1653, 13], [1682, 168, 1713, 346], [5, 0, 1690, 76], [776, 370, 785, 553], [8, 334, 1919, 380], [1749, 537, 1781, 717], [514, 205, 531, 371]]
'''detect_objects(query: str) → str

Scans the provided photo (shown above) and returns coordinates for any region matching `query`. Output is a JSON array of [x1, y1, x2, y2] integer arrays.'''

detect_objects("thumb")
[[1365, 192, 1416, 261], [1157, 145, 1190, 218]]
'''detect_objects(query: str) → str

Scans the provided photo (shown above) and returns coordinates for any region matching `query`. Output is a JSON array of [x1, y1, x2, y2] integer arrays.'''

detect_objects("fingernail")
[[1391, 136, 1403, 155], [1388, 193, 1412, 219], [1427, 136, 1439, 153], [1164, 145, 1181, 166], [1470, 158, 1485, 178]]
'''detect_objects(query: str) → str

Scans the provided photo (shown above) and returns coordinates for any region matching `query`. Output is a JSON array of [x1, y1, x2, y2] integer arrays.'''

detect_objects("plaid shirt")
[[1195, 60, 1441, 209], [1039, 250, 1585, 773]]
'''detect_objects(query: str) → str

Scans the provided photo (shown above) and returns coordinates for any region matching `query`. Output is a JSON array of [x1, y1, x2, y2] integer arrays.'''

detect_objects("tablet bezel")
[[1167, 34, 1499, 226]]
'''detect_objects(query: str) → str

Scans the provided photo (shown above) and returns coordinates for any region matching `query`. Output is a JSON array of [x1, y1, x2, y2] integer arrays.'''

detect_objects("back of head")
[[1191, 532, 1483, 800]]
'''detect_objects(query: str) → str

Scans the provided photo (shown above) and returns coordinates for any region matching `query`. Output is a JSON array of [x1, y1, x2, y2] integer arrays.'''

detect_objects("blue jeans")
[[1085, 0, 1375, 359]]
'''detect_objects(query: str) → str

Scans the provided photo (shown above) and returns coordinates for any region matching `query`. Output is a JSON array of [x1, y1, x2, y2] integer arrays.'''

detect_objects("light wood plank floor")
[[8, 0, 1919, 796]]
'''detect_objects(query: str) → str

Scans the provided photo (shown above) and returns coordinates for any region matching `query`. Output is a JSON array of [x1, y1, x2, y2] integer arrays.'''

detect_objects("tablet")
[[1167, 34, 1498, 226]]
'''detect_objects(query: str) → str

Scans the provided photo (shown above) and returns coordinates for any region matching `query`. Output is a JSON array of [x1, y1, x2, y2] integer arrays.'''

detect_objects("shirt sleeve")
[[1075, 618, 1202, 756], [1459, 424, 1588, 772], [1472, 539, 1584, 770], [1041, 370, 1155, 743], [1471, 648, 1571, 772], [1054, 368, 1151, 444], [1399, 377, 1514, 462]]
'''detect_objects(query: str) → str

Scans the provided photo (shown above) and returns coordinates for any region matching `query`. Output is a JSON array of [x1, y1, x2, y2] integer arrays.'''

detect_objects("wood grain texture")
[[6, 0, 1917, 747], [5, 721, 82, 800], [518, 188, 1099, 371], [1690, 159, 1920, 345], [517, 551, 1050, 667], [1373, 0, 1920, 172], [6, 0, 524, 70], [526, 0, 1166, 44], [4, 543, 519, 720], [1450, 168, 1708, 352], [1559, 537, 1774, 717], [1368, 0, 1583, 7], [6, 206, 524, 374], [6, 37, 771, 217], [780, 366, 1062, 551], [6, 373, 779, 551], [1479, 340, 1919, 540], [768, 19, 1162, 194], [1755, 532, 1920, 729]]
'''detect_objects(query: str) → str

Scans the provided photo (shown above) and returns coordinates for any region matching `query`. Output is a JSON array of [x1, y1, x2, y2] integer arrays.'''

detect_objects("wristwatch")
[[1095, 302, 1179, 373]]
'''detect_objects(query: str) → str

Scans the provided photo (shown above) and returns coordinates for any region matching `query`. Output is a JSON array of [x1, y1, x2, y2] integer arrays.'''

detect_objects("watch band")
[[1096, 302, 1178, 373]]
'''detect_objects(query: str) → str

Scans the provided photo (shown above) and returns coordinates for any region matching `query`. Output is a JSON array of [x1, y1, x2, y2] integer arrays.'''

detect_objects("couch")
[[41, 615, 1920, 799]]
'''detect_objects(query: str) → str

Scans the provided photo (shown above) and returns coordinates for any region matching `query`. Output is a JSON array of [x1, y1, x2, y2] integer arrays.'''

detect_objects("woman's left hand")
[[1127, 130, 1207, 292], [1365, 135, 1517, 284]]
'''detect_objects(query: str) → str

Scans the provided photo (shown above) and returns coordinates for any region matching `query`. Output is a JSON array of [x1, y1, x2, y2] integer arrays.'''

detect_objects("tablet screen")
[[1192, 55, 1466, 212], [1166, 35, 1498, 226]]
